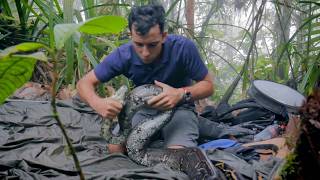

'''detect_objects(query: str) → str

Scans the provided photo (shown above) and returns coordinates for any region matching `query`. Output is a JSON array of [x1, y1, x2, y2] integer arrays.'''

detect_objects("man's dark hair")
[[128, 4, 165, 35]]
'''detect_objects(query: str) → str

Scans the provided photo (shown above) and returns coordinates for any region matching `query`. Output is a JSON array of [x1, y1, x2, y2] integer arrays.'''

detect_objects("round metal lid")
[[252, 80, 305, 110]]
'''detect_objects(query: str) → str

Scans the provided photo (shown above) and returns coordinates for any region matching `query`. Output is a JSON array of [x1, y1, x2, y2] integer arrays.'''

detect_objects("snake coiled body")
[[102, 84, 218, 179]]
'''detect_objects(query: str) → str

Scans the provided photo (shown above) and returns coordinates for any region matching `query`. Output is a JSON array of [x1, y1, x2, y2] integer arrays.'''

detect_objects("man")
[[77, 4, 214, 153]]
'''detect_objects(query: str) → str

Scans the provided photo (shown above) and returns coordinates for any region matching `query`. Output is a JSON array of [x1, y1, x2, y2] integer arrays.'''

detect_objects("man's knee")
[[168, 109, 199, 128], [162, 109, 199, 147]]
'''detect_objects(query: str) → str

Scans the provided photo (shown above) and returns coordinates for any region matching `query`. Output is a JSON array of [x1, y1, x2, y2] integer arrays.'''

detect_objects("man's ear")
[[161, 32, 168, 42]]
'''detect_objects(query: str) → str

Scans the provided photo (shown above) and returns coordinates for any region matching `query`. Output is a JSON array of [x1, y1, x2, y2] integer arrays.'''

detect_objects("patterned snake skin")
[[101, 84, 218, 179], [100, 85, 128, 144]]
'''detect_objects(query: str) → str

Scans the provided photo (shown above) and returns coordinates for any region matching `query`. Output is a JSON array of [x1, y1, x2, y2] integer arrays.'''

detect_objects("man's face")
[[131, 25, 167, 64]]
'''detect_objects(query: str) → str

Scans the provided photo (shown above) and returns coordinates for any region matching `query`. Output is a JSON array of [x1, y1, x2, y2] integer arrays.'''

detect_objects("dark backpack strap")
[[246, 144, 279, 153]]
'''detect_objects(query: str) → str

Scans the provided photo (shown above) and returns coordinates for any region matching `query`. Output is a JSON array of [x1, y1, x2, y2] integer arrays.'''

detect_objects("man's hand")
[[147, 80, 184, 110], [91, 97, 123, 119]]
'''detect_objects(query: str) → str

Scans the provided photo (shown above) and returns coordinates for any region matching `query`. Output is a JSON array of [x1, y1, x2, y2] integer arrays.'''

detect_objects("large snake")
[[101, 84, 218, 179]]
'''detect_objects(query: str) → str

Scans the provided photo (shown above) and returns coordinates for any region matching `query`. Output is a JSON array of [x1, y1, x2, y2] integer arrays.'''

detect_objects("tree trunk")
[[185, 0, 194, 36], [280, 89, 320, 179], [274, 2, 292, 80]]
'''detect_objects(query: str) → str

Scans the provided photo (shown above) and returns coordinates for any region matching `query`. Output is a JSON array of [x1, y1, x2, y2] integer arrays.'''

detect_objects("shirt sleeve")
[[94, 48, 126, 83], [182, 39, 208, 81]]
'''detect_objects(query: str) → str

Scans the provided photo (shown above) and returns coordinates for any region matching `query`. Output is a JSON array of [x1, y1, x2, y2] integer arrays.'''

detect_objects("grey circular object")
[[248, 80, 305, 115]]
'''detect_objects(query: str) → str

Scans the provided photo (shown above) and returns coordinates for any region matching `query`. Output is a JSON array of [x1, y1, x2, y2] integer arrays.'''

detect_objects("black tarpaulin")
[[0, 99, 188, 179], [0, 97, 282, 179]]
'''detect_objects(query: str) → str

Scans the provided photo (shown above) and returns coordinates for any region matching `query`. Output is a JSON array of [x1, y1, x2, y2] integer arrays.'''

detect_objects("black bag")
[[201, 80, 305, 127], [200, 98, 286, 127]]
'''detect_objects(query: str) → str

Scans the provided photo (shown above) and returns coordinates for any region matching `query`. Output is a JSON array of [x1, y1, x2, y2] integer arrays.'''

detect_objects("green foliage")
[[0, 2, 129, 179], [272, 2, 320, 94], [81, 0, 96, 19], [1, 0, 129, 89], [298, 58, 320, 95], [79, 16, 127, 34], [254, 56, 273, 80], [54, 16, 127, 50], [280, 153, 299, 178], [0, 43, 46, 57], [54, 15, 127, 90], [1, 0, 319, 104], [54, 24, 81, 50], [0, 0, 62, 48], [0, 43, 47, 104], [0, 57, 36, 104], [0, 12, 127, 104]]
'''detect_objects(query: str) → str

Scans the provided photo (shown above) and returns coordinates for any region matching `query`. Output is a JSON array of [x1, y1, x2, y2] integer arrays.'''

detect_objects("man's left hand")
[[147, 80, 184, 110]]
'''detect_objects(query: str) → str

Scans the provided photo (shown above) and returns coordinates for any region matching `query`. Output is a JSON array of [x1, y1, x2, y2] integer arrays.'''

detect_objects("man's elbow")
[[207, 81, 214, 96], [203, 73, 214, 96], [76, 82, 80, 93], [210, 79, 215, 94], [77, 70, 98, 92], [76, 78, 85, 93]]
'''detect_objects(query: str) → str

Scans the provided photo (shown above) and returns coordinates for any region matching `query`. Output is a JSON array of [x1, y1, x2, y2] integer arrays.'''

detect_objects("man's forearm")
[[76, 78, 100, 107], [183, 74, 214, 101], [76, 70, 104, 107]]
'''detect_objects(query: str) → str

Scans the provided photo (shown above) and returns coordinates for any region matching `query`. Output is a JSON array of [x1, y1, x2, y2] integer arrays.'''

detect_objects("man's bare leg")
[[107, 144, 126, 153], [168, 145, 184, 149]]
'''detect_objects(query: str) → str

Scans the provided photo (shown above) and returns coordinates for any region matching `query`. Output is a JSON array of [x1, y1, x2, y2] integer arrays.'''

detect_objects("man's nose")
[[142, 46, 150, 57]]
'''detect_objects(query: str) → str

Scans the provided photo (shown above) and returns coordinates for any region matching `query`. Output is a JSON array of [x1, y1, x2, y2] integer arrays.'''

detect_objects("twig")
[[50, 50, 85, 180]]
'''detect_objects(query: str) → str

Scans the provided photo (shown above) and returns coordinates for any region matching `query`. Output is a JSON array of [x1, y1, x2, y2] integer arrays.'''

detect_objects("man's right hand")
[[76, 70, 123, 119], [91, 97, 123, 119]]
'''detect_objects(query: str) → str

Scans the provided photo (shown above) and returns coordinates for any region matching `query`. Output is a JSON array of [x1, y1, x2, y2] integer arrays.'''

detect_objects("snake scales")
[[101, 84, 218, 179]]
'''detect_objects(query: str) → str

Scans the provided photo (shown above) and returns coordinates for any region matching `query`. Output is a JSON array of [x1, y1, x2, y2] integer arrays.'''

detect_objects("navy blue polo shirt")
[[94, 35, 208, 88]]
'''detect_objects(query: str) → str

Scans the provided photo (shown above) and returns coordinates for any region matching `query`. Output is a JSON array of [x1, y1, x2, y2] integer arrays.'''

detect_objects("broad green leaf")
[[15, 43, 45, 51], [0, 57, 37, 104], [54, 23, 81, 49], [0, 43, 45, 58], [12, 52, 48, 62], [79, 16, 127, 35]]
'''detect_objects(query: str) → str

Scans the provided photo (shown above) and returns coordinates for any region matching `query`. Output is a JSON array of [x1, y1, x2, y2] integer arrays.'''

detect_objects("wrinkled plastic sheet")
[[0, 98, 281, 180], [0, 99, 188, 179], [207, 149, 282, 179]]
